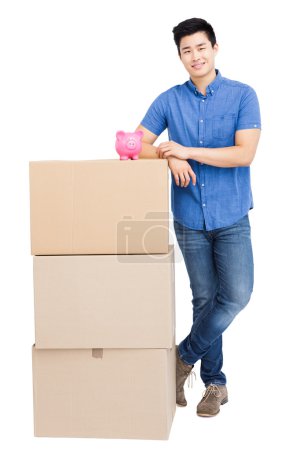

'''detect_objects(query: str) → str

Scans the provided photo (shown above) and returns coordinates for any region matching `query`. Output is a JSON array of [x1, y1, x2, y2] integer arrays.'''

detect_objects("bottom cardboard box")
[[32, 345, 176, 440]]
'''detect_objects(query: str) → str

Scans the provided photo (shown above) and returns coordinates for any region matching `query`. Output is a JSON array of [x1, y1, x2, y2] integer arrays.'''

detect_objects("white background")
[[1, 0, 299, 448]]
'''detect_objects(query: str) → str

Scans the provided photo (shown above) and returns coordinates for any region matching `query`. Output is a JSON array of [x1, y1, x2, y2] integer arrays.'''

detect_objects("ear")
[[213, 43, 219, 56], [116, 131, 125, 139], [136, 130, 144, 139]]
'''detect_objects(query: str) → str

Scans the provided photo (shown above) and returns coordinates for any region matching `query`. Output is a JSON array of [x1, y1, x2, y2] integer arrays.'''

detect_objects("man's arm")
[[135, 124, 197, 186], [157, 129, 261, 167], [135, 125, 159, 159]]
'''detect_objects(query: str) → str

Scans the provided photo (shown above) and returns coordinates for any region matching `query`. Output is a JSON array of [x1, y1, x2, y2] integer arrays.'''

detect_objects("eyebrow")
[[181, 42, 207, 51]]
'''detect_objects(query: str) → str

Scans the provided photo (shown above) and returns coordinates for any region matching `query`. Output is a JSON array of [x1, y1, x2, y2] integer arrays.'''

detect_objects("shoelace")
[[187, 369, 196, 388], [202, 384, 221, 398]]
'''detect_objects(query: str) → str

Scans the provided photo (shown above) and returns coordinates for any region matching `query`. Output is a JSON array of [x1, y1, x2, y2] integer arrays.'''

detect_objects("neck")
[[191, 68, 217, 95]]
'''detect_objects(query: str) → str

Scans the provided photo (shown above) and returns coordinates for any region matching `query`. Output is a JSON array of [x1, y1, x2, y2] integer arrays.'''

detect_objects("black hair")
[[172, 18, 217, 55]]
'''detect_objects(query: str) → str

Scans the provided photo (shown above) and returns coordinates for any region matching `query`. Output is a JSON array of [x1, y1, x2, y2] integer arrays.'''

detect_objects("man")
[[136, 17, 261, 417]]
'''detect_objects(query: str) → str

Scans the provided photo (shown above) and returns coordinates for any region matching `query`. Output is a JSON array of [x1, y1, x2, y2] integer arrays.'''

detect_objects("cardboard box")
[[32, 345, 176, 440], [29, 159, 169, 255], [34, 246, 175, 349]]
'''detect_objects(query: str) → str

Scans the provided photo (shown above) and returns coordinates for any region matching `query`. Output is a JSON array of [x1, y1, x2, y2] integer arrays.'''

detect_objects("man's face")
[[179, 31, 218, 80]]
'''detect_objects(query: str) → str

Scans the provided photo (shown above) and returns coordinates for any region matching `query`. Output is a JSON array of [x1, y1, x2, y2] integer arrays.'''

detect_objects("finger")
[[158, 149, 165, 158], [163, 150, 172, 158], [189, 170, 197, 186], [173, 172, 180, 186], [179, 172, 186, 187], [183, 171, 190, 187], [160, 148, 171, 155], [159, 147, 168, 156]]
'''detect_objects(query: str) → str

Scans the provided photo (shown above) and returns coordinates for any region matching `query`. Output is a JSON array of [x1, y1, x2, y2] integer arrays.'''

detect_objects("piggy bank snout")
[[127, 139, 137, 148]]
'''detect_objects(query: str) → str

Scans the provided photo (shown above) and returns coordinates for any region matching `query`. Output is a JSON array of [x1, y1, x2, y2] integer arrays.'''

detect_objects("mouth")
[[192, 62, 205, 69]]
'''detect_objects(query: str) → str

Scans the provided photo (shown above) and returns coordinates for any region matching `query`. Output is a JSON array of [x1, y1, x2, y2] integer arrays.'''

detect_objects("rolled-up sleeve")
[[140, 93, 168, 136], [236, 86, 261, 130]]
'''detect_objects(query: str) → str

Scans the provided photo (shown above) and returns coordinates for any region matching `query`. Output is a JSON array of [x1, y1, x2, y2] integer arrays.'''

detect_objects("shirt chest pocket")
[[212, 114, 236, 139]]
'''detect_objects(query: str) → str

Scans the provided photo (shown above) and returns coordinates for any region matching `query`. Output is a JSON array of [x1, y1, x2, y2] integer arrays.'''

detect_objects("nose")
[[192, 50, 200, 61]]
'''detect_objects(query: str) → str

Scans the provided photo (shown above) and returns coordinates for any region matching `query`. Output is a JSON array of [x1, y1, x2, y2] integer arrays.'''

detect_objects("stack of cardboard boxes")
[[29, 159, 176, 440]]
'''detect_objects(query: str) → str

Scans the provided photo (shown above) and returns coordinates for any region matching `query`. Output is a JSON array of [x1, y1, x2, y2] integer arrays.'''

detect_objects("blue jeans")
[[174, 214, 254, 387]]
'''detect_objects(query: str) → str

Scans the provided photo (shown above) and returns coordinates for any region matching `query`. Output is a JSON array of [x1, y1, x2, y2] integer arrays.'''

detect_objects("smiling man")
[[136, 18, 261, 418]]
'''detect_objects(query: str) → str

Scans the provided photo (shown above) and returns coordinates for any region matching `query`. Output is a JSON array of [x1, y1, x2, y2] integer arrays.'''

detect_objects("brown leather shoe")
[[176, 345, 194, 407], [197, 384, 228, 417]]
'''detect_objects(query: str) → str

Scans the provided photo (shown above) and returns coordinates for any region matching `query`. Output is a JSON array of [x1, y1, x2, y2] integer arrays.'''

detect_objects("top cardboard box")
[[29, 159, 169, 255]]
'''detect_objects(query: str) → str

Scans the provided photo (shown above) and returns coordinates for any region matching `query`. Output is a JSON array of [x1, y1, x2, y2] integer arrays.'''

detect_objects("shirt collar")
[[186, 69, 222, 97]]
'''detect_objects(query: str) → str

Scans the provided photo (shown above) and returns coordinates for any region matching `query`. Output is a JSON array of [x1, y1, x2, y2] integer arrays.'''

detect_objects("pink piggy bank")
[[115, 130, 144, 160]]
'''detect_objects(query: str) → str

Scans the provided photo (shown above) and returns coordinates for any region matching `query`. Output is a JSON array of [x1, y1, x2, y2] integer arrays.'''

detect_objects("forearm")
[[187, 146, 252, 167], [139, 142, 159, 159]]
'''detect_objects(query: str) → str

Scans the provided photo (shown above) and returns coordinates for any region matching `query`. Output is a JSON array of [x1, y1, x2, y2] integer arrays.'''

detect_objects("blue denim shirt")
[[141, 70, 261, 230]]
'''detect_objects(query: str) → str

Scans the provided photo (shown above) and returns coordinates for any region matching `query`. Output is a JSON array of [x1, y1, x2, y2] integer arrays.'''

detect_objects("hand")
[[167, 157, 196, 187], [156, 141, 190, 160]]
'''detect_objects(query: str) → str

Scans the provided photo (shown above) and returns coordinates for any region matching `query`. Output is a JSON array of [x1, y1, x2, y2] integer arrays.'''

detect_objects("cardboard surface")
[[32, 345, 176, 440], [29, 159, 169, 255], [34, 246, 175, 349]]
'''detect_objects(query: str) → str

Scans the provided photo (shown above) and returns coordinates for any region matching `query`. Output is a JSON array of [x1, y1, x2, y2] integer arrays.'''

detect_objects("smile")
[[192, 62, 205, 69]]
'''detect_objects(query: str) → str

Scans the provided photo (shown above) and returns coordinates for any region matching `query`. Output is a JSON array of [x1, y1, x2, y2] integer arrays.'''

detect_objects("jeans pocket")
[[236, 214, 250, 227], [173, 220, 186, 244], [173, 219, 184, 231]]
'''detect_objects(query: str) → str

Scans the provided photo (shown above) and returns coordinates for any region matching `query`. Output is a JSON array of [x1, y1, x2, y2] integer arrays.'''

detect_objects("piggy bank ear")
[[136, 130, 144, 139], [116, 131, 125, 139]]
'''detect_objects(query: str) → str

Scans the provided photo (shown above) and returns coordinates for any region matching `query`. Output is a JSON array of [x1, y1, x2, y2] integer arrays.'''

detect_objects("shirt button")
[[211, 89, 214, 93], [202, 99, 205, 102], [203, 203, 206, 207], [200, 119, 203, 123], [200, 140, 203, 144], [201, 184, 205, 187]]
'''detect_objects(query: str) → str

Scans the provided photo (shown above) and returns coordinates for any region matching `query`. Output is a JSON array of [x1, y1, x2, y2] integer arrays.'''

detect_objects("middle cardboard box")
[[34, 245, 175, 349]]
